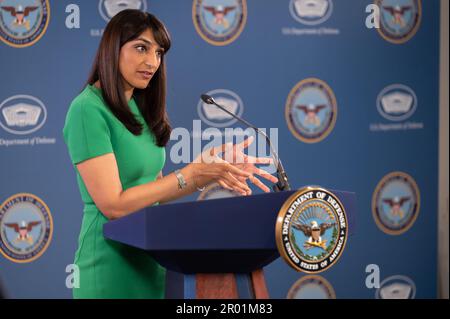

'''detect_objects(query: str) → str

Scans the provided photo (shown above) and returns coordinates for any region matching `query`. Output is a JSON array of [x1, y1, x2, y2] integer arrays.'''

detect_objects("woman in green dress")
[[63, 9, 278, 299]]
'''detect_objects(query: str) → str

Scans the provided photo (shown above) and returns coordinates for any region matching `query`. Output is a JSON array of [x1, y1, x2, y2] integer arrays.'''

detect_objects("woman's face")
[[119, 28, 164, 90]]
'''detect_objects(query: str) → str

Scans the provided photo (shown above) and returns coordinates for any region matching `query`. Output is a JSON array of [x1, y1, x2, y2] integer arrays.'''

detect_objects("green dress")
[[63, 85, 166, 299]]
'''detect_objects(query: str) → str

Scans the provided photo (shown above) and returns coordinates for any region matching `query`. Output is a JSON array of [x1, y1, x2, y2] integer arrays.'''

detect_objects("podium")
[[103, 189, 356, 299]]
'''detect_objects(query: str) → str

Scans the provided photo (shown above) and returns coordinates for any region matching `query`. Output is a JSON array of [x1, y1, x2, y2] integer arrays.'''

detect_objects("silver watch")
[[174, 169, 187, 189]]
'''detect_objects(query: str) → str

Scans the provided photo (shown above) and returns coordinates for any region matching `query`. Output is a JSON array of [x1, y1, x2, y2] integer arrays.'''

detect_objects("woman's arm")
[[76, 153, 251, 220], [155, 170, 210, 205]]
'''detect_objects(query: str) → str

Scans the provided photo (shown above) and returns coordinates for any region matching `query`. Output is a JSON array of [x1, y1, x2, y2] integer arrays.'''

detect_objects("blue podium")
[[103, 189, 356, 299]]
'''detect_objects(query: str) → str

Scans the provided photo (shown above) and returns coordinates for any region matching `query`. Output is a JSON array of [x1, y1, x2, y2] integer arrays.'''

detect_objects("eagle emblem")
[[4, 220, 41, 245], [293, 220, 336, 250], [382, 5, 412, 27], [1, 5, 38, 30], [382, 196, 410, 218], [295, 104, 327, 127], [203, 5, 236, 28]]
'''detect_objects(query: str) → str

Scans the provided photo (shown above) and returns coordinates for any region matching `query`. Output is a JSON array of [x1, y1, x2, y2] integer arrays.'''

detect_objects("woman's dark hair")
[[87, 9, 171, 147]]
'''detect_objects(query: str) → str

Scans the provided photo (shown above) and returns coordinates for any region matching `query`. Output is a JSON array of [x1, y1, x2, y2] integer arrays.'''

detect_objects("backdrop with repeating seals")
[[0, 0, 440, 298]]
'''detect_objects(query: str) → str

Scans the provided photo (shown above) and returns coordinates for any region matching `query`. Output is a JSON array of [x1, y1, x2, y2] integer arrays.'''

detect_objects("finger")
[[218, 178, 246, 195], [222, 162, 252, 179], [231, 150, 246, 164], [226, 172, 251, 193], [222, 172, 251, 194], [223, 145, 236, 163], [218, 172, 245, 192], [237, 175, 252, 195], [243, 155, 274, 165], [210, 142, 233, 157], [249, 175, 271, 193], [235, 175, 253, 196], [233, 137, 255, 164], [236, 136, 255, 150], [236, 175, 249, 183], [211, 158, 252, 181], [254, 167, 279, 183], [218, 180, 234, 191], [212, 155, 233, 166], [199, 150, 221, 164], [215, 143, 236, 163]]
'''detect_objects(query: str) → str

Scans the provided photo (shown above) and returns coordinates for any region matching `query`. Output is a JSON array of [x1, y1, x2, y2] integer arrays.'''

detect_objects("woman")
[[63, 9, 277, 299]]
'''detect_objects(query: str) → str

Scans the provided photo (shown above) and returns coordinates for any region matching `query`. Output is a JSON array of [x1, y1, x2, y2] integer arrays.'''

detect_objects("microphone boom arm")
[[201, 94, 290, 192]]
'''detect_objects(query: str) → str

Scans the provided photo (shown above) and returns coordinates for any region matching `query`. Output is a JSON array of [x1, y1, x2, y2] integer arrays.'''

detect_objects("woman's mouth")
[[137, 71, 153, 80]]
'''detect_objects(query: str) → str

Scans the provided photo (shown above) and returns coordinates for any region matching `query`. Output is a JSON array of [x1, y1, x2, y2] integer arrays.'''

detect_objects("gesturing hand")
[[218, 136, 278, 193]]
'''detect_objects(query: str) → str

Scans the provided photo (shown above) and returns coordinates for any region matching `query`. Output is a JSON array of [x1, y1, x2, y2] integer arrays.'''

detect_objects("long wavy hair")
[[86, 9, 171, 147]]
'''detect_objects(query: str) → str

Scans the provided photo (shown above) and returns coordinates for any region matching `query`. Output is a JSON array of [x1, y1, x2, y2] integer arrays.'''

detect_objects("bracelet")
[[174, 169, 187, 189]]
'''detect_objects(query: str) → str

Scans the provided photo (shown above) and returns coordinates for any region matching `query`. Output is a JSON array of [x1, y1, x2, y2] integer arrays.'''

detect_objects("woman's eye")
[[136, 45, 147, 53]]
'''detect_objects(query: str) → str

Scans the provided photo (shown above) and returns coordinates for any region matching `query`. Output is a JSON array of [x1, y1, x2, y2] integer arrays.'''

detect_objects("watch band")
[[174, 169, 187, 189]]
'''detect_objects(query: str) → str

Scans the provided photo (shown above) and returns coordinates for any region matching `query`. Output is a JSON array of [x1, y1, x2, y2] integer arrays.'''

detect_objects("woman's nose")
[[145, 52, 159, 68]]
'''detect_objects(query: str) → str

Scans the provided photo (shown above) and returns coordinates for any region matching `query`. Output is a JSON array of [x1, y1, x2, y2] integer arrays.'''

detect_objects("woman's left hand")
[[220, 136, 278, 193]]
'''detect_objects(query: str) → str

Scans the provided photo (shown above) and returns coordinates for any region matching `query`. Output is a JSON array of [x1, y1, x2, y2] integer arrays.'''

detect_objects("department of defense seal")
[[192, 0, 247, 46], [276, 187, 348, 273], [375, 0, 421, 44], [0, 193, 53, 263], [285, 78, 337, 143], [0, 0, 50, 48], [372, 171, 420, 235]]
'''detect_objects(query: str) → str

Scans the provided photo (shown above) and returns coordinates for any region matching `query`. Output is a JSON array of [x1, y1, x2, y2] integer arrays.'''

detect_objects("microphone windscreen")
[[201, 94, 214, 104]]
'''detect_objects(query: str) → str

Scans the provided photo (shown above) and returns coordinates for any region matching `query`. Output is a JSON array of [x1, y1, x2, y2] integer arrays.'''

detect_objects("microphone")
[[200, 94, 290, 192]]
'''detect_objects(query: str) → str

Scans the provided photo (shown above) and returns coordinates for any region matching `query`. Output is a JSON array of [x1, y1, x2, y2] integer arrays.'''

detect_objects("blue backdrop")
[[0, 0, 439, 298]]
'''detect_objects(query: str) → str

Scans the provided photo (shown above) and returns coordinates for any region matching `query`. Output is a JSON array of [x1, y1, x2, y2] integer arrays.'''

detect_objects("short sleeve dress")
[[63, 84, 166, 299]]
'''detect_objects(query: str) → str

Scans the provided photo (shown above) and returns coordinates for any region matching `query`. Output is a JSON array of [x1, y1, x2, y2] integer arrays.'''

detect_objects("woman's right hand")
[[183, 142, 253, 196]]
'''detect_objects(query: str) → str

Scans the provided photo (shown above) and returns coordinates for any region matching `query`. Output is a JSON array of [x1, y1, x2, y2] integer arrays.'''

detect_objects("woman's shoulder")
[[62, 86, 116, 164], [65, 86, 114, 121], [63, 86, 115, 135], [69, 85, 109, 113]]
